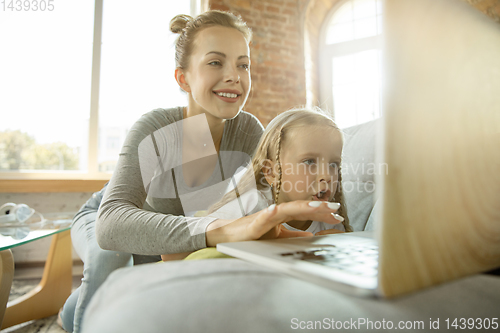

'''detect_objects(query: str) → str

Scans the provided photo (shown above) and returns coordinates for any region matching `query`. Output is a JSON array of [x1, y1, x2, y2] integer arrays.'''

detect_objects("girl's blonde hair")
[[209, 107, 352, 232], [170, 10, 252, 69]]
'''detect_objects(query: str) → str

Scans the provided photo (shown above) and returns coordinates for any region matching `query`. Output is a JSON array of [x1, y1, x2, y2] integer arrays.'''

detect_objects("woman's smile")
[[213, 89, 242, 103]]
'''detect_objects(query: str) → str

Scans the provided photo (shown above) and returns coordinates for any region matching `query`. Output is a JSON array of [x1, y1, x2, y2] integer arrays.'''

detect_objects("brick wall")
[[207, 0, 308, 126]]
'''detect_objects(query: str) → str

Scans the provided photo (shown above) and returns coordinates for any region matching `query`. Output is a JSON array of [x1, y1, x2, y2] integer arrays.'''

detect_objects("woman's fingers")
[[249, 201, 341, 239], [273, 201, 342, 225]]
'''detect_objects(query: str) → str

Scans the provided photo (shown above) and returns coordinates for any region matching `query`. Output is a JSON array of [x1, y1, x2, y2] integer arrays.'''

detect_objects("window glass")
[[98, 0, 190, 172], [322, 0, 383, 128], [0, 1, 192, 175], [0, 2, 94, 171], [332, 50, 381, 128], [325, 0, 382, 44]]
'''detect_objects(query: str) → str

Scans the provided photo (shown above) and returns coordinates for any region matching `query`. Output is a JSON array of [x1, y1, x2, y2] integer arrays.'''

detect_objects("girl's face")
[[179, 26, 251, 121], [267, 125, 343, 204]]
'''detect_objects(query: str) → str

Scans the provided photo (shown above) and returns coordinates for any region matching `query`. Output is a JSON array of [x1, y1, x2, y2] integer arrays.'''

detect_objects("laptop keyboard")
[[279, 244, 379, 277]]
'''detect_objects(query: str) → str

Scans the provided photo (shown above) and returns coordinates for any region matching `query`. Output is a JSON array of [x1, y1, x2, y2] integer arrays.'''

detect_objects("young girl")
[[165, 107, 351, 261], [207, 107, 351, 235]]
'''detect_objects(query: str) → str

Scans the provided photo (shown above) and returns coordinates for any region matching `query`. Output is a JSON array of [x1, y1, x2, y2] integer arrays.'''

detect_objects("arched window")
[[319, 0, 383, 128]]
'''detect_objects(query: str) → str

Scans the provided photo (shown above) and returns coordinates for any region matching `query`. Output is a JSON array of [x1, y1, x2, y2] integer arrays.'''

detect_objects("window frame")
[[318, 0, 383, 124], [0, 0, 200, 191]]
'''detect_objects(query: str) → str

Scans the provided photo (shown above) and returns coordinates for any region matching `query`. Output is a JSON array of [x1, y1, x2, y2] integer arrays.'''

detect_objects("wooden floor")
[[1, 266, 83, 333]]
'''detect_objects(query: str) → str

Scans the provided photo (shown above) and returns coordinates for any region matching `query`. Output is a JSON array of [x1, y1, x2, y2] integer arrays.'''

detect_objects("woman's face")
[[181, 26, 251, 121]]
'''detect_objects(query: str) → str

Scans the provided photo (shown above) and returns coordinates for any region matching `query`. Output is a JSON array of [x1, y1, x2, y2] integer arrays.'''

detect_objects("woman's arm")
[[161, 201, 340, 260], [96, 109, 265, 255], [96, 109, 213, 255]]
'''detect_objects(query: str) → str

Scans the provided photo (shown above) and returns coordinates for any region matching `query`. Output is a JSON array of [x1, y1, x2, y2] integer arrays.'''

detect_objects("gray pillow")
[[341, 119, 382, 231]]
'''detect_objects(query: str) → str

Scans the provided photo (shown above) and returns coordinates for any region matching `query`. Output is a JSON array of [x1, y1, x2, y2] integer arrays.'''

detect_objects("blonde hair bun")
[[170, 14, 193, 34], [170, 10, 252, 69]]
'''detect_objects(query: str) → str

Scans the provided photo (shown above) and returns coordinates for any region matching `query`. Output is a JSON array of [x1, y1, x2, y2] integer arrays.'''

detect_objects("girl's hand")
[[160, 251, 194, 261], [259, 223, 313, 240], [315, 229, 345, 236], [206, 200, 341, 247]]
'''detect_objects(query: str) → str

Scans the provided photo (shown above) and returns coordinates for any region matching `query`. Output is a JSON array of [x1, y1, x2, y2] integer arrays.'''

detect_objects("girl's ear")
[[262, 159, 275, 187], [175, 68, 191, 93]]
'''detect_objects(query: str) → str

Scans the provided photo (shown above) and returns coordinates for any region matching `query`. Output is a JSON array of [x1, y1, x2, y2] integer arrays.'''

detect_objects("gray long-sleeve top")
[[96, 107, 264, 255]]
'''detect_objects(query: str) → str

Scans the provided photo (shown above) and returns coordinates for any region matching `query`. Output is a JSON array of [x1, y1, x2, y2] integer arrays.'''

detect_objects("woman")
[[60, 10, 339, 332]]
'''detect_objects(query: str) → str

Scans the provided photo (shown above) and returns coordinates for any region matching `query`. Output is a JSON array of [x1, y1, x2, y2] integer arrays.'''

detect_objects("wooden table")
[[0, 220, 73, 329]]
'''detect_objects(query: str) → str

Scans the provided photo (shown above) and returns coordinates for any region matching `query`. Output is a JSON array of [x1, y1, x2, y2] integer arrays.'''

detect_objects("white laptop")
[[219, 232, 379, 296], [217, 0, 500, 298]]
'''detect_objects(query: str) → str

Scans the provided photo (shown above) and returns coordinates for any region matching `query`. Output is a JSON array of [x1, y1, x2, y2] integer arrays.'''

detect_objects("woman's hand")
[[206, 200, 342, 247]]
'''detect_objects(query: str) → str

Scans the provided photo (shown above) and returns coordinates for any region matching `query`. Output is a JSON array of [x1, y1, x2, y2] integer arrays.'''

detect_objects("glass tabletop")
[[0, 212, 74, 251]]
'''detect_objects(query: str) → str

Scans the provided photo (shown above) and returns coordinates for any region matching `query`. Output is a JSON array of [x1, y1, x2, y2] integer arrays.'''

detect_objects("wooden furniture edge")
[[1, 230, 72, 329], [0, 180, 108, 193]]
